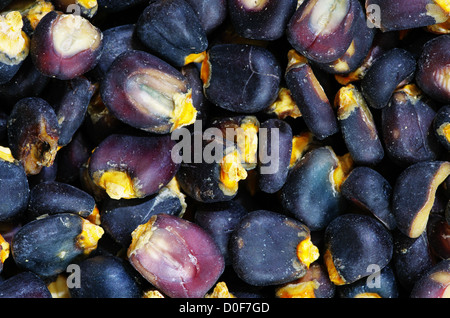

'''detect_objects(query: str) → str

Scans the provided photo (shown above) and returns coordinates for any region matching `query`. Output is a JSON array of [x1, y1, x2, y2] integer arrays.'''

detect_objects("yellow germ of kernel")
[[0, 11, 29, 63], [296, 237, 319, 269]]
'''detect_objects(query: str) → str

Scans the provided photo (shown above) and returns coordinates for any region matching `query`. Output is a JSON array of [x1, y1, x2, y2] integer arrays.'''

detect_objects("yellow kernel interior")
[[205, 282, 236, 298], [331, 152, 353, 192], [323, 249, 346, 285], [0, 11, 29, 63], [24, 0, 54, 30], [267, 88, 301, 119], [276, 280, 319, 298], [76, 218, 104, 255], [296, 237, 319, 269], [409, 162, 450, 238], [96, 170, 138, 200], [0, 234, 9, 264], [219, 149, 248, 195], [184, 51, 206, 65], [171, 89, 197, 131], [237, 118, 259, 169], [289, 132, 313, 168]]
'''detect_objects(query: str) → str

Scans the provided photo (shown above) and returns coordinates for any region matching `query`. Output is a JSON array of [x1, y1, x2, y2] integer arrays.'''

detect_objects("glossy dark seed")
[[410, 259, 450, 298], [0, 272, 52, 298], [335, 84, 384, 165], [7, 97, 60, 176], [365, 0, 450, 32], [184, 0, 226, 34], [392, 230, 435, 291], [231, 210, 319, 286], [323, 213, 393, 285], [285, 50, 339, 140], [392, 160, 450, 238], [11, 213, 104, 277], [202, 43, 281, 113], [337, 265, 399, 298], [287, 0, 359, 63], [416, 35, 450, 104], [101, 50, 197, 134], [381, 85, 440, 165], [45, 76, 96, 147], [30, 10, 103, 80], [0, 57, 49, 112], [68, 255, 142, 298], [0, 154, 30, 222], [334, 30, 399, 85], [361, 48, 416, 110], [313, 0, 375, 75], [228, 0, 297, 41], [100, 180, 186, 247], [194, 200, 248, 265], [92, 24, 145, 81], [280, 146, 351, 231], [135, 0, 208, 67], [88, 133, 180, 200], [257, 118, 293, 194], [27, 181, 99, 223], [127, 213, 225, 298], [341, 167, 396, 230]]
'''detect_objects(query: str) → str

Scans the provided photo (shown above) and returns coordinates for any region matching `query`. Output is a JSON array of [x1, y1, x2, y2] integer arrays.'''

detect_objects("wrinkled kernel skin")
[[128, 214, 225, 298], [0, 159, 29, 222], [7, 97, 60, 176], [410, 259, 450, 298], [204, 44, 281, 114], [230, 210, 314, 286], [416, 35, 450, 103], [27, 181, 97, 220], [228, 0, 297, 41], [392, 161, 450, 239], [136, 0, 208, 67], [88, 134, 180, 199], [361, 48, 416, 110], [341, 167, 396, 230], [280, 147, 345, 232], [101, 50, 192, 134], [287, 0, 358, 63], [69, 255, 142, 298], [30, 11, 103, 80], [381, 88, 439, 165], [0, 272, 52, 298], [324, 214, 394, 285]]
